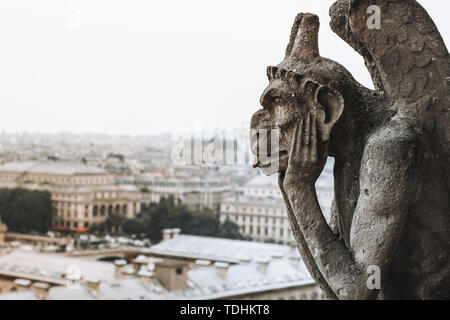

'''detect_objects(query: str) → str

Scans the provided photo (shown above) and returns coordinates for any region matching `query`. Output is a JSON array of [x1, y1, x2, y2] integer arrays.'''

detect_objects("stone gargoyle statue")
[[250, 0, 449, 299]]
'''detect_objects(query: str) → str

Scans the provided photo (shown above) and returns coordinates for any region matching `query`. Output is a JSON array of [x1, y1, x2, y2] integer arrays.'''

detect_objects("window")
[[176, 268, 183, 275]]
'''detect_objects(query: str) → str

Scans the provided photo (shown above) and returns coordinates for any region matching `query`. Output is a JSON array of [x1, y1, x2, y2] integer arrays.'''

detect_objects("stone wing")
[[330, 0, 450, 188]]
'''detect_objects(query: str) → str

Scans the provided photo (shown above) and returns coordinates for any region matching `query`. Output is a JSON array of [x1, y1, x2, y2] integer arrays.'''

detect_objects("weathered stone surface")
[[250, 0, 449, 299]]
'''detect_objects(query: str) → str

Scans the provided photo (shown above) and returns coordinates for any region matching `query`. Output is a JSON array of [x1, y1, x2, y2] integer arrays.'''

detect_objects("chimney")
[[114, 259, 127, 278], [33, 282, 50, 300], [120, 265, 136, 277], [270, 251, 285, 260], [195, 259, 212, 269], [14, 279, 31, 291], [85, 278, 101, 299], [171, 228, 181, 238], [239, 257, 252, 264], [162, 229, 173, 241], [162, 228, 181, 241], [0, 222, 7, 243], [214, 262, 230, 279], [138, 267, 155, 291], [154, 261, 188, 292]]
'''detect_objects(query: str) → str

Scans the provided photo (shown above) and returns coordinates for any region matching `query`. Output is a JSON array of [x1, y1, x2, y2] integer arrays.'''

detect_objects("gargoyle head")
[[251, 13, 349, 175]]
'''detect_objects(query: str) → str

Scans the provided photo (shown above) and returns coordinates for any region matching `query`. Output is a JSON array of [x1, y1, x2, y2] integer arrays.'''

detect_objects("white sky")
[[0, 0, 448, 135]]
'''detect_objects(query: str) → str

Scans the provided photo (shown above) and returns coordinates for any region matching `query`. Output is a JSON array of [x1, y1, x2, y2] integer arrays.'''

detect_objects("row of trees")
[[0, 188, 53, 234], [91, 196, 245, 243], [0, 188, 245, 243]]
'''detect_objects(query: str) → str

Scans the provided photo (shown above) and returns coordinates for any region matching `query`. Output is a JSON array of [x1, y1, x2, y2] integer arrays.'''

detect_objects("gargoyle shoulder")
[[360, 118, 418, 191]]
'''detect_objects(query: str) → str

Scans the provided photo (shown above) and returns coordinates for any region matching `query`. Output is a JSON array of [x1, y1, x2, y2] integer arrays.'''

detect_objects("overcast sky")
[[0, 0, 448, 135]]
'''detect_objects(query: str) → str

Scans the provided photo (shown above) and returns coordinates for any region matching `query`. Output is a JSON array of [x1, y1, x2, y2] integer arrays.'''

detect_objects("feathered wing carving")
[[330, 0, 450, 190]]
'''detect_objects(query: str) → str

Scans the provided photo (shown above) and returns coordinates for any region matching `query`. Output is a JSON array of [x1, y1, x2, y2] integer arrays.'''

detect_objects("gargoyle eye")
[[274, 97, 284, 105]]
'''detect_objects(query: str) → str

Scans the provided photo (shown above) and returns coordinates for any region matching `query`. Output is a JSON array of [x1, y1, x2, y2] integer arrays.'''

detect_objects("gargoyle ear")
[[315, 86, 344, 142]]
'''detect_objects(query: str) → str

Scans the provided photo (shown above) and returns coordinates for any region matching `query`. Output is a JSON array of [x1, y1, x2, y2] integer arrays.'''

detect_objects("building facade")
[[220, 175, 295, 244], [220, 195, 294, 244], [0, 161, 141, 232], [127, 176, 232, 212]]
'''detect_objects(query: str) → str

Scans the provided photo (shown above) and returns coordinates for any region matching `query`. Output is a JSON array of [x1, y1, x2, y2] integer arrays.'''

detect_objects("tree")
[[105, 213, 125, 234], [88, 196, 245, 242], [0, 188, 53, 234], [134, 196, 245, 243], [90, 222, 106, 235], [122, 218, 145, 235], [218, 219, 243, 240]]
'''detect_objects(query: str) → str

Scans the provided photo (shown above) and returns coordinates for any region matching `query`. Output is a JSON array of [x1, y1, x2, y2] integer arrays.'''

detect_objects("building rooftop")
[[148, 234, 297, 264], [0, 235, 315, 300], [221, 194, 285, 207], [0, 161, 107, 176], [0, 250, 115, 283], [0, 181, 139, 193], [243, 175, 279, 188], [0, 250, 312, 300]]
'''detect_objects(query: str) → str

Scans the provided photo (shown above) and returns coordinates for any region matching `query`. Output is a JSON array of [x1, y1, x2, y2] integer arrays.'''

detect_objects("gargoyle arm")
[[284, 123, 416, 299], [279, 175, 338, 300]]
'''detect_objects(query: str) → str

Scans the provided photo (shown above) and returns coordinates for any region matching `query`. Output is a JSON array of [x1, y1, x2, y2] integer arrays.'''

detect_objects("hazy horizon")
[[1, 0, 448, 136]]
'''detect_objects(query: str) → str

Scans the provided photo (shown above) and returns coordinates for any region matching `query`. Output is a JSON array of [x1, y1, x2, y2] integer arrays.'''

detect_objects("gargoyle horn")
[[285, 13, 320, 65]]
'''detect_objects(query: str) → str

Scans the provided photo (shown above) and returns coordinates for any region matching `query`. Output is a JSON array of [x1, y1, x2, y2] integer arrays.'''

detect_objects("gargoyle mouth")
[[252, 150, 289, 169]]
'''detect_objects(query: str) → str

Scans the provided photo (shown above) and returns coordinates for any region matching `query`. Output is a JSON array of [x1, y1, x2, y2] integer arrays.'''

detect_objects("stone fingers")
[[302, 113, 311, 164], [289, 117, 304, 164], [311, 114, 318, 163]]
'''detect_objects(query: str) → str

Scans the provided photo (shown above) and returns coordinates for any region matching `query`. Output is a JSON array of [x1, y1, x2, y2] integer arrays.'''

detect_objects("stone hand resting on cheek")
[[284, 113, 327, 186]]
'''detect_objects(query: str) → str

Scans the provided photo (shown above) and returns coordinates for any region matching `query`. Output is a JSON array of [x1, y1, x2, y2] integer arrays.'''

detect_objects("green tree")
[[218, 219, 244, 240], [90, 222, 107, 235], [0, 188, 52, 234], [88, 196, 245, 243], [133, 196, 245, 243], [104, 213, 125, 235], [122, 218, 145, 235]]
